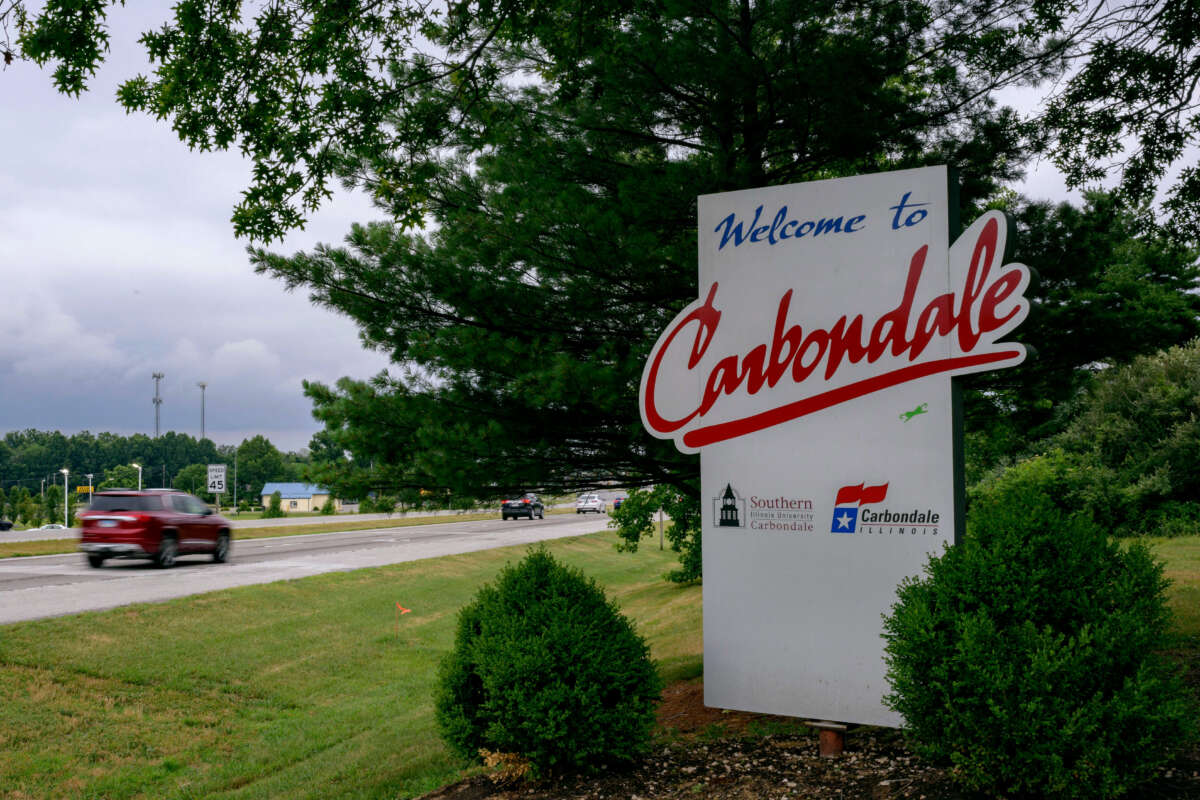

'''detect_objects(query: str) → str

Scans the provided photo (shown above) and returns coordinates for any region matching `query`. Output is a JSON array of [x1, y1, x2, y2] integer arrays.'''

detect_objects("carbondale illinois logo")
[[831, 482, 888, 533], [831, 481, 942, 535]]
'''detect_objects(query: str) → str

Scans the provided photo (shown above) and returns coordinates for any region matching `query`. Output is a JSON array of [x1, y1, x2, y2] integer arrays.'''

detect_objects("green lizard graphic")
[[900, 403, 928, 422]]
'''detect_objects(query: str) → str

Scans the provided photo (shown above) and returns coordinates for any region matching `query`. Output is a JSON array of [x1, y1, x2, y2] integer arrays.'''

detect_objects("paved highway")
[[0, 514, 612, 624]]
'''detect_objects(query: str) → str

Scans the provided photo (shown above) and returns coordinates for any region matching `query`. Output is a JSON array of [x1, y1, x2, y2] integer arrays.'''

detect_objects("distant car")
[[576, 494, 607, 514], [502, 493, 545, 520], [39, 523, 66, 530], [77, 489, 232, 569], [0, 519, 12, 531], [612, 497, 626, 510]]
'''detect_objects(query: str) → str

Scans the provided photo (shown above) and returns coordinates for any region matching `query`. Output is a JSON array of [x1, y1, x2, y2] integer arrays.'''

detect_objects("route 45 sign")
[[207, 464, 227, 494], [639, 166, 1030, 726]]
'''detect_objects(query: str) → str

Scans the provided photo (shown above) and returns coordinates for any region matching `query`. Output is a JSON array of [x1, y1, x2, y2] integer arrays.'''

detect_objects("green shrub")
[[262, 491, 286, 518], [435, 549, 662, 778], [885, 475, 1194, 798], [319, 497, 336, 515]]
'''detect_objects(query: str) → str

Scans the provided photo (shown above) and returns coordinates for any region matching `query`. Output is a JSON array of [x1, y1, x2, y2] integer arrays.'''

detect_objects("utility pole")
[[152, 372, 165, 437], [197, 381, 207, 440], [60, 468, 69, 527]]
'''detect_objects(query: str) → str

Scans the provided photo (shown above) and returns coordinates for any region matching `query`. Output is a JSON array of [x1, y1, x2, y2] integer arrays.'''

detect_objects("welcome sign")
[[639, 166, 1029, 726]]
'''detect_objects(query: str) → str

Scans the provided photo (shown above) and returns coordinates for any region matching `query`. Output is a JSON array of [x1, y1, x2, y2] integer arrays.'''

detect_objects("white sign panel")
[[207, 464, 227, 494], [639, 166, 1029, 726]]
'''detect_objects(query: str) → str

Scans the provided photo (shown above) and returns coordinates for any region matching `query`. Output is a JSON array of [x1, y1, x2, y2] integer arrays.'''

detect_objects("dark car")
[[0, 519, 12, 531], [501, 493, 545, 520], [77, 489, 232, 568]]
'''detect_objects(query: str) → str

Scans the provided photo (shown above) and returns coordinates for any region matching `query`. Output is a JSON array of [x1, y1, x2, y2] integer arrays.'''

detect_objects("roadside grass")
[[0, 533, 700, 800], [1147, 536, 1200, 639], [0, 508, 576, 560], [4, 532, 1196, 800]]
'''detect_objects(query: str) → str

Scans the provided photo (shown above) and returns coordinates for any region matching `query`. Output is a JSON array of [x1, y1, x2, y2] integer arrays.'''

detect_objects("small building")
[[259, 482, 340, 512]]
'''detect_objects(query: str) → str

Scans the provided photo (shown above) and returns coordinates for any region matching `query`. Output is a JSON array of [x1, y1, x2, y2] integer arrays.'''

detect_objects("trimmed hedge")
[[884, 465, 1194, 798], [435, 549, 662, 778]]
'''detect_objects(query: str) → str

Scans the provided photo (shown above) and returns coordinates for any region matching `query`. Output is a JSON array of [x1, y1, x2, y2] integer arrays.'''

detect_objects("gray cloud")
[[2, 9, 391, 451]]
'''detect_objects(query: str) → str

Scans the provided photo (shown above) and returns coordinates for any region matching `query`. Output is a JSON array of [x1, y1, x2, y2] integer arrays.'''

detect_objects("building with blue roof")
[[259, 482, 340, 512]]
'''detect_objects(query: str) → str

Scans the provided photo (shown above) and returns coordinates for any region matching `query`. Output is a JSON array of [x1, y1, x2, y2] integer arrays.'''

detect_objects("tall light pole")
[[132, 463, 142, 491], [197, 381, 207, 440], [59, 468, 69, 527], [152, 372, 164, 437], [86, 473, 94, 504]]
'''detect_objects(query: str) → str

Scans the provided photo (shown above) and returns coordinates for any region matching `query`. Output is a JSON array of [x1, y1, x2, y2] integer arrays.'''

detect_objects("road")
[[0, 510, 498, 542], [0, 514, 612, 625]]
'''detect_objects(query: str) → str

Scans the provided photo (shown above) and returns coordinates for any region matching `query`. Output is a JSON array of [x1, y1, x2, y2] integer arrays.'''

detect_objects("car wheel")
[[212, 532, 230, 563], [86, 554, 105, 568], [155, 536, 178, 569], [538, 509, 545, 519]]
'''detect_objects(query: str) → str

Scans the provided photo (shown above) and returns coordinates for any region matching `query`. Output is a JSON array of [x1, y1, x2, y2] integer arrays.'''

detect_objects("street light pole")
[[86, 473, 94, 504], [152, 372, 164, 437], [132, 463, 142, 491], [197, 381, 207, 440], [59, 468, 69, 527]]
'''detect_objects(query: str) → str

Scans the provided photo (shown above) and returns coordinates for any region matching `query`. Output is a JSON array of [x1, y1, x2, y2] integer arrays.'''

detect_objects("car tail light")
[[523, 499, 530, 504]]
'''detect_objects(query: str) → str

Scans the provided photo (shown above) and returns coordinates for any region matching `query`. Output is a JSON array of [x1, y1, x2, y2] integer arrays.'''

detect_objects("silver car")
[[575, 494, 607, 514]]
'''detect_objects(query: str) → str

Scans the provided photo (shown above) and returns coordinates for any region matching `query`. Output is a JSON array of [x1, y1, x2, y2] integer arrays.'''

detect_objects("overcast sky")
[[2, 6, 394, 452], [1, 8, 1083, 454]]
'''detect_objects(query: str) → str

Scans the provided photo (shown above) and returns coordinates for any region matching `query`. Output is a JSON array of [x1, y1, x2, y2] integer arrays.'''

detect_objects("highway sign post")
[[207, 464, 227, 505]]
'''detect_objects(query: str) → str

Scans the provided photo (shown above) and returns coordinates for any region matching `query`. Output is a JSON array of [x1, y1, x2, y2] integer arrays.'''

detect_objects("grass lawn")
[[3, 533, 1197, 799], [0, 509, 575, 560], [0, 533, 700, 800], [1147, 536, 1200, 639]]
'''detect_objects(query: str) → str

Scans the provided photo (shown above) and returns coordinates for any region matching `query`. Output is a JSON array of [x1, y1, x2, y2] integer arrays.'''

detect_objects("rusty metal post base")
[[804, 720, 847, 758]]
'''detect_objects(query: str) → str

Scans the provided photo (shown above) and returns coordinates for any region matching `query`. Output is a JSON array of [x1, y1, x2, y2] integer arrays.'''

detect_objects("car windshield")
[[89, 495, 162, 512]]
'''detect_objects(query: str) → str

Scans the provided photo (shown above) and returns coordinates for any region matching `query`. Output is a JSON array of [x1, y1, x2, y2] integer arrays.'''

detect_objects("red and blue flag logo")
[[831, 482, 889, 533]]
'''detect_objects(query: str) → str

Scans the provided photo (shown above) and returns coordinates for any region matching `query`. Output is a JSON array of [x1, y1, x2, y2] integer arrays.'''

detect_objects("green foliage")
[[16, 0, 1200, 554], [262, 491, 286, 519], [359, 494, 396, 514], [1042, 2, 1200, 240], [172, 463, 211, 500], [980, 340, 1200, 535], [611, 486, 701, 584], [99, 464, 140, 490], [0, 429, 230, 495], [319, 497, 335, 515], [435, 549, 662, 778], [963, 193, 1200, 476], [886, 471, 1195, 798], [236, 435, 287, 498], [1056, 340, 1200, 530]]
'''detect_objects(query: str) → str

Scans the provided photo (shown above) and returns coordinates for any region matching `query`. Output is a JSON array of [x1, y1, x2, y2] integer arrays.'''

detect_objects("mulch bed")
[[419, 677, 1200, 800]]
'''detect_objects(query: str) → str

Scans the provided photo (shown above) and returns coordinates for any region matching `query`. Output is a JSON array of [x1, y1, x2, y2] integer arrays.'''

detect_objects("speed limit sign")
[[207, 464, 227, 494]]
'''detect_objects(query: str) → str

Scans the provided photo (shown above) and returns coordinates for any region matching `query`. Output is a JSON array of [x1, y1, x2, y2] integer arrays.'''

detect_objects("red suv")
[[78, 489, 232, 569]]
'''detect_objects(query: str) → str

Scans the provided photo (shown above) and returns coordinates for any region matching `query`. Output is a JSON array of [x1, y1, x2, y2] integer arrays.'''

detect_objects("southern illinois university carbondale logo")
[[831, 482, 888, 533], [714, 483, 746, 528]]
